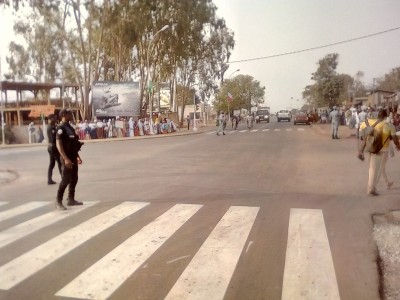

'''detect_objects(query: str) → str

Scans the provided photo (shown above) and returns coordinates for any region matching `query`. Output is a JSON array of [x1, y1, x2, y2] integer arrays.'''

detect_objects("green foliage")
[[5, 0, 235, 121], [214, 74, 265, 112], [377, 67, 400, 91]]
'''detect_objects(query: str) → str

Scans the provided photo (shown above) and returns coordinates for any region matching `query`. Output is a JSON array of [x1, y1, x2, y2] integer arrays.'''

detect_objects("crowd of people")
[[71, 115, 179, 140]]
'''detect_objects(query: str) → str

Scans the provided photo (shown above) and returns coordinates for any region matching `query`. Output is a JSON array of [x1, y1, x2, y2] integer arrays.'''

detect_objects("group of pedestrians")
[[71, 116, 178, 140], [314, 104, 400, 197]]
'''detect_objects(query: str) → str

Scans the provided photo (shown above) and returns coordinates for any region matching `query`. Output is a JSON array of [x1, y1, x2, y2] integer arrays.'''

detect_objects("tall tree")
[[377, 67, 400, 92], [215, 74, 265, 113], [5, 0, 235, 122]]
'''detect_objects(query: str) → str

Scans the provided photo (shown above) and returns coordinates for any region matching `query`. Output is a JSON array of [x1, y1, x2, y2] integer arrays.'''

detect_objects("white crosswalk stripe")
[[0, 201, 149, 289], [56, 203, 202, 300], [282, 209, 340, 300], [166, 206, 259, 300], [0, 202, 8, 207], [0, 202, 340, 299], [0, 202, 98, 249], [206, 128, 307, 135], [0, 202, 49, 222]]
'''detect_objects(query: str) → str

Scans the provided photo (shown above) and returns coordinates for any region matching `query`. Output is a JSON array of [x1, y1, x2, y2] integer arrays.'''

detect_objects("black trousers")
[[48, 146, 62, 182], [57, 157, 78, 202]]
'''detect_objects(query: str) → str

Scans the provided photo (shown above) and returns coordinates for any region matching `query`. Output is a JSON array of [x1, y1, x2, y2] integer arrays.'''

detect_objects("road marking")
[[239, 130, 248, 133], [0, 202, 98, 249], [166, 255, 191, 264], [246, 240, 254, 253], [274, 129, 281, 131], [0, 202, 149, 290], [262, 129, 270, 132], [206, 131, 217, 135], [297, 128, 305, 131], [251, 129, 259, 132], [0, 202, 8, 207], [281, 208, 340, 300], [165, 206, 259, 300], [286, 128, 293, 131], [227, 131, 237, 134], [0, 202, 49, 222], [56, 204, 202, 300]]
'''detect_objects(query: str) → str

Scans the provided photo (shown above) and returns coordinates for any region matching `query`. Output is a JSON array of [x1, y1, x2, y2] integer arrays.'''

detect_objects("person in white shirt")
[[217, 112, 226, 136], [128, 118, 134, 137]]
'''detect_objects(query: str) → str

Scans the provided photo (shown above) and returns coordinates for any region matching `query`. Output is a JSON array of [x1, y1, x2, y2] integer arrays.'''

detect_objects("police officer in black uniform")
[[47, 114, 62, 184], [56, 109, 84, 210]]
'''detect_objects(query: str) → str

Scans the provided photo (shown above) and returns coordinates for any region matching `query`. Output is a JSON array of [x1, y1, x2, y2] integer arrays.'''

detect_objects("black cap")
[[59, 108, 72, 117]]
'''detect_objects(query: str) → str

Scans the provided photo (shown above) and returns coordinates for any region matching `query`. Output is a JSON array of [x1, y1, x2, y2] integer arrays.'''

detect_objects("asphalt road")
[[1, 117, 399, 300]]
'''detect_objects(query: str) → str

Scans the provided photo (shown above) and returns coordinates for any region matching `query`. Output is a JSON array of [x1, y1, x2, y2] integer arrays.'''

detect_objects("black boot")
[[67, 191, 83, 206], [67, 199, 83, 206], [335, 136, 340, 139]]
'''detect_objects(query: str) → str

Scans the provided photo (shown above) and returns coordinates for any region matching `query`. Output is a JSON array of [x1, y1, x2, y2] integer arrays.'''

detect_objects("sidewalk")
[[0, 123, 215, 149]]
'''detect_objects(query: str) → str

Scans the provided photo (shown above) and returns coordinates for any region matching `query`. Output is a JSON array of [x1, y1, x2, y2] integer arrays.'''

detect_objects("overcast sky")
[[213, 0, 400, 112], [1, 1, 400, 112]]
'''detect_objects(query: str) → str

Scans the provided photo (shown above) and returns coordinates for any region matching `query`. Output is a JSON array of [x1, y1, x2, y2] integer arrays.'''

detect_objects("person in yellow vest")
[[358, 109, 400, 196]]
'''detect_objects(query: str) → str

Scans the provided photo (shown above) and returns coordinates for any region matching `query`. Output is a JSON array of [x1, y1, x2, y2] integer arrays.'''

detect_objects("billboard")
[[92, 81, 141, 117]]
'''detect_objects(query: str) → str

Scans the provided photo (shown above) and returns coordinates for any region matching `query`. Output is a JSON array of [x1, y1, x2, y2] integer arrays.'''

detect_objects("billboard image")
[[92, 81, 141, 117]]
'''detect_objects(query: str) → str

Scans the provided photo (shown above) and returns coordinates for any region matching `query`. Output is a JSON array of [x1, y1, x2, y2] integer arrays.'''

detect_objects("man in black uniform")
[[47, 114, 62, 184], [56, 109, 84, 210]]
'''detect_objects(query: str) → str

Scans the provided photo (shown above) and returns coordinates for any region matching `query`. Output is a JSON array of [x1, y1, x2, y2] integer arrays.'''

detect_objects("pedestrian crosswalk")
[[206, 128, 306, 135], [0, 202, 340, 299]]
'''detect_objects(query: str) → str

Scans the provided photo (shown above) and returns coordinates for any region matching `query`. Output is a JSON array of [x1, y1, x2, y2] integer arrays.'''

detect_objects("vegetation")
[[2, 0, 235, 122], [376, 67, 400, 92], [302, 53, 367, 108], [215, 74, 265, 113]]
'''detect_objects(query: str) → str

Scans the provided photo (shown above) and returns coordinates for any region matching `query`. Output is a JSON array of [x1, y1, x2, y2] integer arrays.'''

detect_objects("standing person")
[[186, 114, 191, 130], [329, 106, 340, 139], [128, 117, 134, 137], [358, 109, 400, 196], [246, 113, 253, 129], [47, 114, 62, 185], [56, 109, 84, 210], [216, 112, 226, 136], [28, 122, 36, 143], [357, 106, 367, 139]]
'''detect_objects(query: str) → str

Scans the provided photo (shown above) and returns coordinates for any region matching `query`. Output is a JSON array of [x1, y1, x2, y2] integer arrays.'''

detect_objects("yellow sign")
[[29, 105, 56, 118]]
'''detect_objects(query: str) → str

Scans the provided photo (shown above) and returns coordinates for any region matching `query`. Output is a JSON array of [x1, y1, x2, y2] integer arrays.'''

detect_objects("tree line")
[[1, 0, 236, 124], [302, 52, 400, 109]]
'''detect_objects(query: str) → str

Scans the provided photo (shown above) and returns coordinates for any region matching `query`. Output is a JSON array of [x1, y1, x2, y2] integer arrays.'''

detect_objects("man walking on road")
[[186, 115, 191, 130], [217, 112, 226, 136], [56, 109, 84, 210], [329, 106, 340, 139], [358, 109, 400, 196]]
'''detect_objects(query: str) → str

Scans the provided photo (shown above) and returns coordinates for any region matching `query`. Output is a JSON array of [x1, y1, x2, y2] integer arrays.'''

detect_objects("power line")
[[229, 26, 400, 64]]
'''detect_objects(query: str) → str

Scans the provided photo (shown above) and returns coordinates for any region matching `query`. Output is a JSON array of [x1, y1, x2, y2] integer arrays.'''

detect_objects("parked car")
[[293, 112, 310, 125], [255, 109, 270, 123], [277, 110, 291, 122]]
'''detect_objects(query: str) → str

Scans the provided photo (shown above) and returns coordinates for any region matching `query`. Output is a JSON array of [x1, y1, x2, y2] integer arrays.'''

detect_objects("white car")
[[277, 110, 291, 122]]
